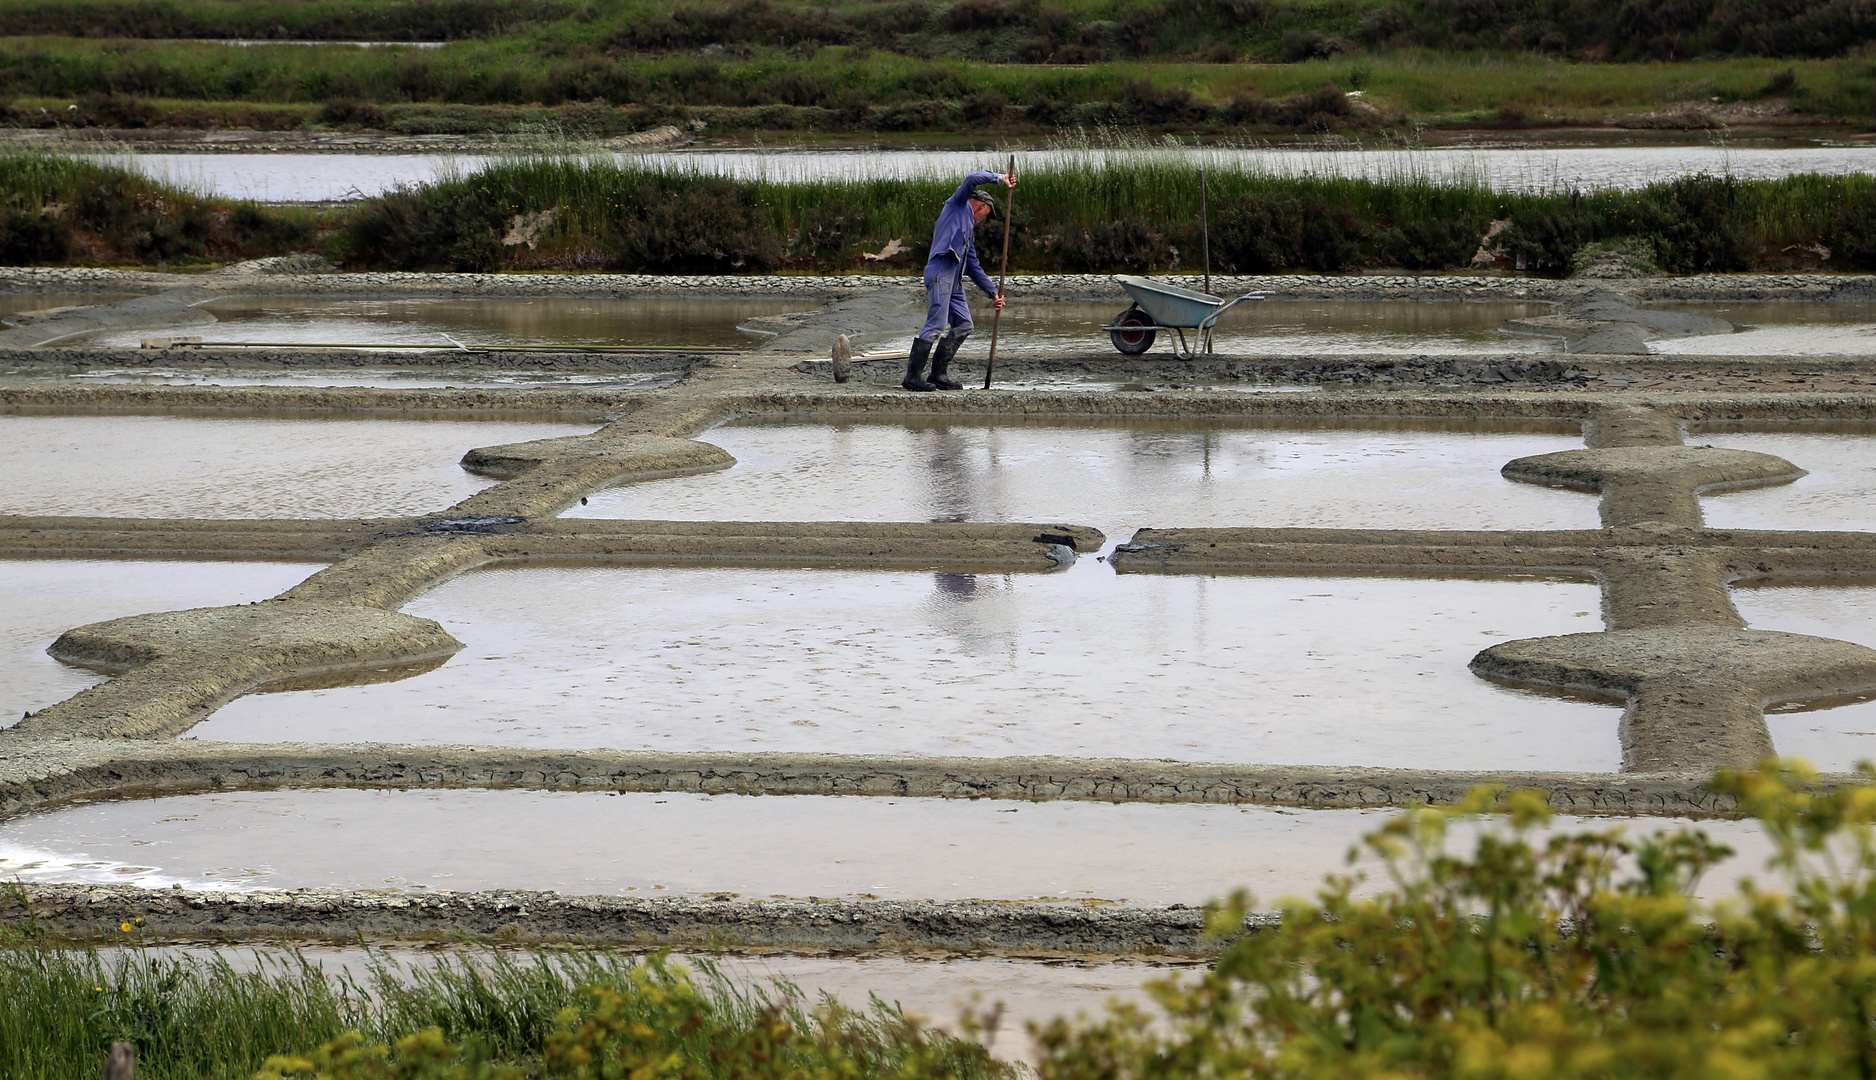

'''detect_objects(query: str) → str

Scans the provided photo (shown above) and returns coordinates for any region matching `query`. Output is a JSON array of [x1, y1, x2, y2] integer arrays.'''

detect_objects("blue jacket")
[[928, 170, 1000, 296]]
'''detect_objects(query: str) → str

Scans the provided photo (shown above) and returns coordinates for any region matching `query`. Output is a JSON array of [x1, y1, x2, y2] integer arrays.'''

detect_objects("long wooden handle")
[[983, 153, 1015, 391]]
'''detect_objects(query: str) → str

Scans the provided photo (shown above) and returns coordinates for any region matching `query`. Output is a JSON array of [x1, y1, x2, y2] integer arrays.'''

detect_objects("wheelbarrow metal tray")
[[1115, 275, 1225, 328]]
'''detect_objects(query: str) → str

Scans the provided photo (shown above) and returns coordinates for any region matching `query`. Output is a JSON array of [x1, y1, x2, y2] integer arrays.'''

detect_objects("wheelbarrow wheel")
[[1109, 308, 1156, 354]]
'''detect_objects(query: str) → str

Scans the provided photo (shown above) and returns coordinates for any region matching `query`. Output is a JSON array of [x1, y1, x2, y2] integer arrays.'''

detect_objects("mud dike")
[[4, 272, 1876, 958]]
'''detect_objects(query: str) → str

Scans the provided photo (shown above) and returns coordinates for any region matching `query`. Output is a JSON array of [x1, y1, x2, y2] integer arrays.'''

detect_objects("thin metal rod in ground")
[[983, 153, 1016, 391]]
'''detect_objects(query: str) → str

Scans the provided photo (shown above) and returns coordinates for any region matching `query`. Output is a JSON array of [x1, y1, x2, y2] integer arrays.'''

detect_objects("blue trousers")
[[918, 254, 973, 343]]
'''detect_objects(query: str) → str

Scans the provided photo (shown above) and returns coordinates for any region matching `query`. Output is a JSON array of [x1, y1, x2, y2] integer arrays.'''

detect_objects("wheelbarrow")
[[1103, 275, 1265, 359]]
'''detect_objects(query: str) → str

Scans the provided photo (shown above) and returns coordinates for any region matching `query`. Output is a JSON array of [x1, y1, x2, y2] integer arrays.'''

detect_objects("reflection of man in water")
[[903, 170, 1017, 393]]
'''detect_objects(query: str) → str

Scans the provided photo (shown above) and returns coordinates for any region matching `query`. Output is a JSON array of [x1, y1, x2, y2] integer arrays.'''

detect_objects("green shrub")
[[1050, 216, 1169, 271], [1213, 190, 1363, 272], [1380, 215, 1487, 269], [0, 207, 71, 264], [317, 97, 386, 128], [342, 185, 503, 271], [606, 177, 781, 272], [793, 196, 870, 269], [1501, 199, 1606, 272], [1621, 174, 1758, 273], [1832, 196, 1876, 269], [1032, 762, 1876, 1080]]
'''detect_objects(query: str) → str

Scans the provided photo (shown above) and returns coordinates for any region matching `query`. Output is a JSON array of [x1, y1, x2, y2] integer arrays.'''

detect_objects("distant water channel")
[[54, 295, 1553, 356], [110, 144, 1876, 203]]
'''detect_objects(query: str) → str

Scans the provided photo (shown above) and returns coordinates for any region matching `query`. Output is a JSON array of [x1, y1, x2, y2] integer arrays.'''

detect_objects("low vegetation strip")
[[7, 146, 1876, 275], [0, 942, 1005, 1080], [6, 762, 1876, 1079], [0, 47, 1857, 135], [0, 0, 1871, 63], [0, 152, 313, 266]]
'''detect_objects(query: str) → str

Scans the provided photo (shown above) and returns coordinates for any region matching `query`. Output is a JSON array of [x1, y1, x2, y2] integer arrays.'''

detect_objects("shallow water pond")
[[0, 558, 325, 723], [195, 564, 1617, 770], [76, 295, 804, 351], [1734, 584, 1876, 772], [1693, 430, 1876, 531], [566, 418, 1599, 536], [0, 414, 595, 518], [0, 788, 1771, 902], [1652, 300, 1876, 356], [63, 294, 1561, 358], [0, 366, 681, 390]]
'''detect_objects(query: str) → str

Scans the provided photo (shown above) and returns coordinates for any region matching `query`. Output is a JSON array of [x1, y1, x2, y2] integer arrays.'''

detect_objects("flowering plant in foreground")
[[259, 761, 1876, 1080], [1034, 761, 1876, 1080]]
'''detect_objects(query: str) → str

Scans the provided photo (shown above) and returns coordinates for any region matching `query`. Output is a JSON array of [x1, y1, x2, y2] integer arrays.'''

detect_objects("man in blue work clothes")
[[903, 169, 1017, 392]]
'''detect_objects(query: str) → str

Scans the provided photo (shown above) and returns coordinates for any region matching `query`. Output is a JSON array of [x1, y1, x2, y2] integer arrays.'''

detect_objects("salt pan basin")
[[78, 295, 805, 351], [196, 565, 1617, 770], [0, 368, 679, 391], [1695, 430, 1876, 531], [568, 419, 1598, 534], [0, 558, 324, 721], [1652, 301, 1876, 356], [0, 789, 1770, 903], [1735, 584, 1876, 772], [0, 415, 594, 518]]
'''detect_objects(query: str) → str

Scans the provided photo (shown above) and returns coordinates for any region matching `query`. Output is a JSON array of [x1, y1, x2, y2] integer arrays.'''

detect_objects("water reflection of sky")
[[566, 419, 1597, 536], [107, 145, 1876, 202], [0, 559, 325, 725], [193, 563, 1615, 768], [67, 295, 1560, 357]]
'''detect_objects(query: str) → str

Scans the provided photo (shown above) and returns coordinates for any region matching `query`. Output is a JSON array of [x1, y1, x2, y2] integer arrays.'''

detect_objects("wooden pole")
[[982, 153, 1015, 391], [1200, 165, 1212, 353]]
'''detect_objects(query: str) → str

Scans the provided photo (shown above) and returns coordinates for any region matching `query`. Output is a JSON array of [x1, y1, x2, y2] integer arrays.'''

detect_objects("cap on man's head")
[[969, 190, 998, 219]]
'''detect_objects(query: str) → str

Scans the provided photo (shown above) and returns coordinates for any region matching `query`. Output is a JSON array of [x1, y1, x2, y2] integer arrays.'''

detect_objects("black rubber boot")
[[901, 337, 936, 392], [928, 332, 967, 390]]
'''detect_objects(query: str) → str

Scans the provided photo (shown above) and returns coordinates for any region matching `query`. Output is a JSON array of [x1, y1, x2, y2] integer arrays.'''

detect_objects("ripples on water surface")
[[1734, 584, 1876, 772], [76, 295, 803, 351], [0, 789, 1773, 903], [31, 293, 1876, 359], [0, 559, 324, 723], [68, 296, 1558, 357], [195, 565, 1618, 770], [568, 419, 1599, 534], [1696, 430, 1876, 532], [0, 414, 594, 518], [115, 145, 1876, 202]]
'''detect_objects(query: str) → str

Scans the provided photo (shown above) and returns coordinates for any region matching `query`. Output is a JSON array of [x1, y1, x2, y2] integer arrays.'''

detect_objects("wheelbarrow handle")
[[1198, 292, 1268, 332]]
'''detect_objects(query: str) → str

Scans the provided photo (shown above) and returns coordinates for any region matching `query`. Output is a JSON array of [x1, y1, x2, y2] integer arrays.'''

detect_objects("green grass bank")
[[7, 146, 1876, 276], [1, 0, 1872, 64], [0, 941, 1005, 1080], [2, 46, 1864, 136], [0, 151, 313, 265], [333, 150, 1876, 276]]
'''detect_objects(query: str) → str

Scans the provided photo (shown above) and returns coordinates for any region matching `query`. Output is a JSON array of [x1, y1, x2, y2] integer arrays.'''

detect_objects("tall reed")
[[336, 140, 1876, 275], [0, 944, 990, 1080]]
